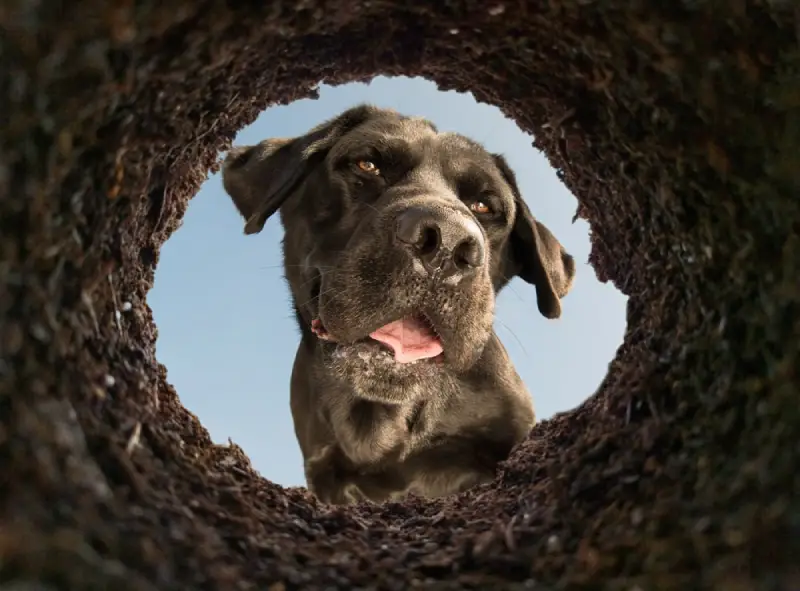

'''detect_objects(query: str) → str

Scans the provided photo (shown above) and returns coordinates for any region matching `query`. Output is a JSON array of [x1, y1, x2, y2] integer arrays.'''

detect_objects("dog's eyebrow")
[[448, 161, 515, 214], [455, 167, 506, 201], [348, 137, 413, 162]]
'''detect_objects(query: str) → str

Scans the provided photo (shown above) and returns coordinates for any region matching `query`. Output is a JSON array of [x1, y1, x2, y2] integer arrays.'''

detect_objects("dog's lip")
[[310, 317, 334, 341], [310, 315, 446, 362]]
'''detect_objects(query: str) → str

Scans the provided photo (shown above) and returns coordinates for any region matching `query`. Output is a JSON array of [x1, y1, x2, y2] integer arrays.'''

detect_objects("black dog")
[[221, 105, 575, 505]]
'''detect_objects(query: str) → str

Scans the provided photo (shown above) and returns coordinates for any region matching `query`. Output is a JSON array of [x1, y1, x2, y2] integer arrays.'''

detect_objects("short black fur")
[[221, 105, 576, 505]]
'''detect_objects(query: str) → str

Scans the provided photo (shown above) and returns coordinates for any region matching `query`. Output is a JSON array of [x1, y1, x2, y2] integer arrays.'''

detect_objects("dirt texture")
[[2, 1, 799, 589]]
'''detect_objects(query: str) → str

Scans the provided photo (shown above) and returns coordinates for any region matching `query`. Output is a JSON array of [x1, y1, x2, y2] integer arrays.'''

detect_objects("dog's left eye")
[[469, 200, 493, 215], [356, 160, 381, 175]]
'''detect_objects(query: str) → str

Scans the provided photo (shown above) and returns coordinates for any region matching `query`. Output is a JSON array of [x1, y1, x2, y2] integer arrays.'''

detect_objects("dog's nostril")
[[396, 209, 442, 254], [395, 206, 484, 277], [453, 237, 482, 270], [418, 226, 440, 257], [396, 209, 425, 246]]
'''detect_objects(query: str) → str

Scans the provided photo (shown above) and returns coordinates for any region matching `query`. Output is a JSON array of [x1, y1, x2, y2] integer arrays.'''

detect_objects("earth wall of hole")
[[1, 1, 798, 590]]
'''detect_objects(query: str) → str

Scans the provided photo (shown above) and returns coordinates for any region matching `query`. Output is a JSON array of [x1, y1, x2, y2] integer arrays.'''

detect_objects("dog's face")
[[222, 105, 575, 402]]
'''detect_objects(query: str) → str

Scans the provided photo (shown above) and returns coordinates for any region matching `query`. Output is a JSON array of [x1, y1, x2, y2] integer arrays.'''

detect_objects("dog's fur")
[[221, 105, 575, 505]]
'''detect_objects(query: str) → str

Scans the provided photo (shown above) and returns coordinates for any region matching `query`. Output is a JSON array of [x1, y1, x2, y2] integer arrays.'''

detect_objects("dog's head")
[[222, 105, 575, 401]]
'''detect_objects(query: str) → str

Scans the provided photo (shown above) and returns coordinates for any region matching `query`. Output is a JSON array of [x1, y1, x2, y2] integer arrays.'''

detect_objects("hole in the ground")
[[148, 76, 628, 492]]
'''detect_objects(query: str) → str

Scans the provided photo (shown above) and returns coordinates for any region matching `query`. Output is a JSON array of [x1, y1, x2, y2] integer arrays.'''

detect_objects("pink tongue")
[[369, 317, 443, 364]]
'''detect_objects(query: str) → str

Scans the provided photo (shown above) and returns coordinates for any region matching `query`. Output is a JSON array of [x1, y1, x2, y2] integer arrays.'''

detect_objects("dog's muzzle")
[[393, 206, 486, 282]]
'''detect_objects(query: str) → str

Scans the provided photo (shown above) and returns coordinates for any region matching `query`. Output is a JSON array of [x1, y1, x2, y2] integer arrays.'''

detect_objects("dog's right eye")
[[355, 160, 381, 176], [469, 200, 493, 215]]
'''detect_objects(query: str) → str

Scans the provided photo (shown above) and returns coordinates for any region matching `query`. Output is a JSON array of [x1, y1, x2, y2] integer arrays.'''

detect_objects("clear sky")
[[148, 76, 628, 488]]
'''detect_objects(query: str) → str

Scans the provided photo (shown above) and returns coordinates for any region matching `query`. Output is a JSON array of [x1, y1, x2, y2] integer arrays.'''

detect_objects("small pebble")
[[546, 534, 562, 552], [30, 323, 49, 342]]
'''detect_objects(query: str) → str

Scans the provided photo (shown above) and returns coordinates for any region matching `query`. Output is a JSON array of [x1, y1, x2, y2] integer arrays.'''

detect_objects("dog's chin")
[[322, 339, 446, 403]]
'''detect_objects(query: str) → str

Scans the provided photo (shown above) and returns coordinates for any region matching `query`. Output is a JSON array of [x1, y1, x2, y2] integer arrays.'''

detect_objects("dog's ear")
[[221, 104, 377, 235], [493, 154, 576, 319]]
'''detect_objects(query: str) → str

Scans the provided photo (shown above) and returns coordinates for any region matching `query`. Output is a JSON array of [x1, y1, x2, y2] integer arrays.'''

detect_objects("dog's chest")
[[394, 399, 441, 457]]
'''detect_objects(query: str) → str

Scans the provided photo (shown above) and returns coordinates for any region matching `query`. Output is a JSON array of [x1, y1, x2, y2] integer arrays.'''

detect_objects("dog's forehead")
[[358, 116, 494, 163], [359, 113, 439, 142], [434, 132, 496, 166]]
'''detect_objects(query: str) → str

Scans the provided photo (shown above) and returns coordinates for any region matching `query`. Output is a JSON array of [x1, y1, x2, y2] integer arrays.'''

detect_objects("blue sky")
[[148, 76, 628, 488]]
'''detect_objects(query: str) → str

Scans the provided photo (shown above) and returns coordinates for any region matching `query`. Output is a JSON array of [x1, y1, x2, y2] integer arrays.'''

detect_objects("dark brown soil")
[[2, 1, 799, 589]]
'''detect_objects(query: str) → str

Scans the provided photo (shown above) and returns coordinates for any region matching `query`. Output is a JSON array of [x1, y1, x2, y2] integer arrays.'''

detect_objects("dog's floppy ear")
[[221, 104, 377, 235], [493, 154, 576, 319]]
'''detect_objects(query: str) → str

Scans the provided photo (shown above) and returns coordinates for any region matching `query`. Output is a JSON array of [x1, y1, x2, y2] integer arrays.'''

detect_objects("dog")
[[221, 105, 575, 505]]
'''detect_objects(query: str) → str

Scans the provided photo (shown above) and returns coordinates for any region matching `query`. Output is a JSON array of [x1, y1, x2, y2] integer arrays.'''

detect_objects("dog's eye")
[[469, 200, 493, 215], [356, 160, 381, 175]]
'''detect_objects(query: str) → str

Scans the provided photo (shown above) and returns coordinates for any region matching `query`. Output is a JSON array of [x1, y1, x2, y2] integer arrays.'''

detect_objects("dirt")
[[1, 1, 799, 589]]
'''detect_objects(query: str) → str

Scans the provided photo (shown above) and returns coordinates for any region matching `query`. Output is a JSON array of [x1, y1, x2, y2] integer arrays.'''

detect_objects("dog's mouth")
[[311, 315, 444, 364]]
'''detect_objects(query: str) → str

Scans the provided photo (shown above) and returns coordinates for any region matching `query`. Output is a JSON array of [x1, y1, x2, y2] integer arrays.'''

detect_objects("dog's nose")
[[394, 207, 485, 278]]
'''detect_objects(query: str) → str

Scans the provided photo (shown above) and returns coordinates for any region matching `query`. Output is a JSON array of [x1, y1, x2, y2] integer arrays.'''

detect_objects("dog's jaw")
[[311, 315, 445, 364], [314, 271, 494, 375], [321, 339, 451, 405]]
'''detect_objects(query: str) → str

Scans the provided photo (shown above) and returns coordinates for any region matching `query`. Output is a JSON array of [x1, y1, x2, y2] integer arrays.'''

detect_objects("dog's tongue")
[[370, 317, 443, 364]]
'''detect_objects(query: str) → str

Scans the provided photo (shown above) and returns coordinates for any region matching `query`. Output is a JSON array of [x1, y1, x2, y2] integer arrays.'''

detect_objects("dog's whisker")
[[495, 318, 530, 360], [496, 271, 529, 304], [361, 201, 382, 215], [259, 263, 336, 271], [295, 269, 335, 292], [295, 285, 346, 311], [315, 284, 344, 300]]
